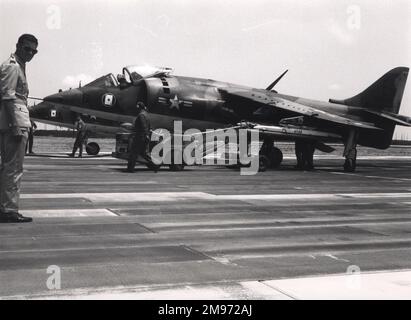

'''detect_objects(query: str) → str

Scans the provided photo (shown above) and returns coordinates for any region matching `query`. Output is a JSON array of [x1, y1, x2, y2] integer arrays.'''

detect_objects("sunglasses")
[[23, 46, 38, 55]]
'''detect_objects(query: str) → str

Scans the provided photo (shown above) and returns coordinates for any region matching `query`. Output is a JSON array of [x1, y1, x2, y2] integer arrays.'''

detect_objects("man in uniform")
[[294, 139, 305, 169], [302, 141, 315, 170], [127, 101, 152, 172], [26, 119, 37, 154], [69, 116, 88, 158], [0, 34, 38, 223], [294, 139, 315, 170]]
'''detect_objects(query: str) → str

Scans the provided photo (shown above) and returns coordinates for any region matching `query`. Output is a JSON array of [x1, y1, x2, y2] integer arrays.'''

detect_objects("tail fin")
[[329, 67, 409, 114]]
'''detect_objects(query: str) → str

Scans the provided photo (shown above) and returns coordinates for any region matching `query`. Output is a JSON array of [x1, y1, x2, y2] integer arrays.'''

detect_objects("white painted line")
[[22, 181, 158, 186], [356, 156, 411, 160], [262, 270, 411, 300], [239, 281, 294, 300], [20, 192, 411, 203], [218, 192, 411, 201], [282, 156, 411, 160], [217, 194, 338, 201], [143, 213, 411, 230], [21, 192, 214, 202], [9, 269, 411, 300], [19, 209, 117, 218], [336, 193, 411, 199], [329, 171, 411, 182], [4, 281, 291, 300]]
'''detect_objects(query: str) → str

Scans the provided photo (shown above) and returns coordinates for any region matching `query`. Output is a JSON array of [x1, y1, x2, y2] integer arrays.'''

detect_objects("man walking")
[[127, 101, 152, 172], [0, 34, 38, 223]]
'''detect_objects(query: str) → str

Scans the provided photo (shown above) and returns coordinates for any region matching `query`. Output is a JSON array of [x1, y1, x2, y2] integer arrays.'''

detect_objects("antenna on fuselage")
[[266, 69, 288, 91]]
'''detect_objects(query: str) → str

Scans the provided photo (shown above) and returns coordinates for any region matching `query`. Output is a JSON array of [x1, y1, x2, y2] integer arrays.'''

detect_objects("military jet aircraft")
[[30, 65, 410, 171]]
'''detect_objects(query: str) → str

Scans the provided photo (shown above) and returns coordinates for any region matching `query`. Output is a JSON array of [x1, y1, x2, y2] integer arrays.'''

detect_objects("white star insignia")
[[169, 95, 180, 111]]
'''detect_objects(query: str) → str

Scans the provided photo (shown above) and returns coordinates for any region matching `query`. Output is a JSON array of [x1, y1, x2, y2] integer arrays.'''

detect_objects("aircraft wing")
[[219, 88, 383, 131]]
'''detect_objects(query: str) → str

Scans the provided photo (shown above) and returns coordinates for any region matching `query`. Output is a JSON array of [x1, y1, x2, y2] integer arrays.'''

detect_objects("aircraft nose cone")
[[29, 101, 54, 119], [44, 88, 83, 105]]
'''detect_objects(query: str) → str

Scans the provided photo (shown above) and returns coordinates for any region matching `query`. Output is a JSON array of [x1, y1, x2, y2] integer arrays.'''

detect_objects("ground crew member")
[[303, 141, 315, 170], [25, 119, 37, 154], [70, 116, 88, 157], [0, 34, 38, 223], [127, 101, 152, 172], [294, 139, 315, 170], [294, 139, 305, 169]]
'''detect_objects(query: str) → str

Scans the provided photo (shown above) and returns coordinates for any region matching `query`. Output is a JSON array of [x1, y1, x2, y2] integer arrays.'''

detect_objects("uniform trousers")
[[0, 129, 28, 213]]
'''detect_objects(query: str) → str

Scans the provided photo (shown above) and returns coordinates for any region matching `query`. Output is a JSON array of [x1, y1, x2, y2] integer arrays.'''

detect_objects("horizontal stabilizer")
[[364, 109, 411, 127]]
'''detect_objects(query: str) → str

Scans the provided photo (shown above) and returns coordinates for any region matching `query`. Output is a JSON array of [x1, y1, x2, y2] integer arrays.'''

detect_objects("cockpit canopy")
[[84, 74, 118, 88], [122, 65, 173, 85], [82, 65, 174, 89]]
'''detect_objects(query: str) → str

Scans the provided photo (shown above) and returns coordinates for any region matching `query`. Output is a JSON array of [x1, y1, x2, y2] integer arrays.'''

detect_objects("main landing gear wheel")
[[169, 164, 185, 171], [267, 147, 283, 168], [258, 155, 269, 172], [164, 150, 185, 171], [86, 142, 100, 155], [260, 139, 283, 170], [147, 163, 161, 172]]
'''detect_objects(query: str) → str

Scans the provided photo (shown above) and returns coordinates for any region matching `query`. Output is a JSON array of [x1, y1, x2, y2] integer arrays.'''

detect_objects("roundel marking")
[[102, 93, 117, 107]]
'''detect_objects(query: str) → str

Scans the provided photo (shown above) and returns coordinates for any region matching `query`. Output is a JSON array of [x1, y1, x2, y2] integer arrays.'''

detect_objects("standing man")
[[26, 119, 37, 154], [294, 139, 305, 169], [302, 142, 315, 170], [69, 116, 88, 158], [0, 34, 38, 223], [127, 101, 152, 172], [294, 139, 315, 170]]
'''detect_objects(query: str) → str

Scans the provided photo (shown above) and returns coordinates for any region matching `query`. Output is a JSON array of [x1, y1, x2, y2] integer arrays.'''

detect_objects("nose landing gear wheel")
[[86, 142, 100, 155]]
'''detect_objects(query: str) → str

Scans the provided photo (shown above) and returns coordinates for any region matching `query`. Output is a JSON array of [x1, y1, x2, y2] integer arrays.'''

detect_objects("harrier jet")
[[30, 65, 410, 171]]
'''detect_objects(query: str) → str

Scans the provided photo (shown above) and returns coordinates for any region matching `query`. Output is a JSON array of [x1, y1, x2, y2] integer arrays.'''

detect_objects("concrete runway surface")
[[1, 150, 411, 299]]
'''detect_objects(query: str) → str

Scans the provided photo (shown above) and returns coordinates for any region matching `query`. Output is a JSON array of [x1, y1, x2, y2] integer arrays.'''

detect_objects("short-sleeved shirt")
[[0, 53, 28, 103], [0, 53, 31, 130]]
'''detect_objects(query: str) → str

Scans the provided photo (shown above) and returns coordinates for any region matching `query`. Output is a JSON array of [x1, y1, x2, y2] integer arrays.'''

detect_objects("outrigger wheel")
[[343, 149, 357, 172], [344, 158, 357, 172]]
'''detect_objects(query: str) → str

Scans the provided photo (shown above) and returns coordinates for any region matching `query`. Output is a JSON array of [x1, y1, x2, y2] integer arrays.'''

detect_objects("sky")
[[1, 0, 410, 138]]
